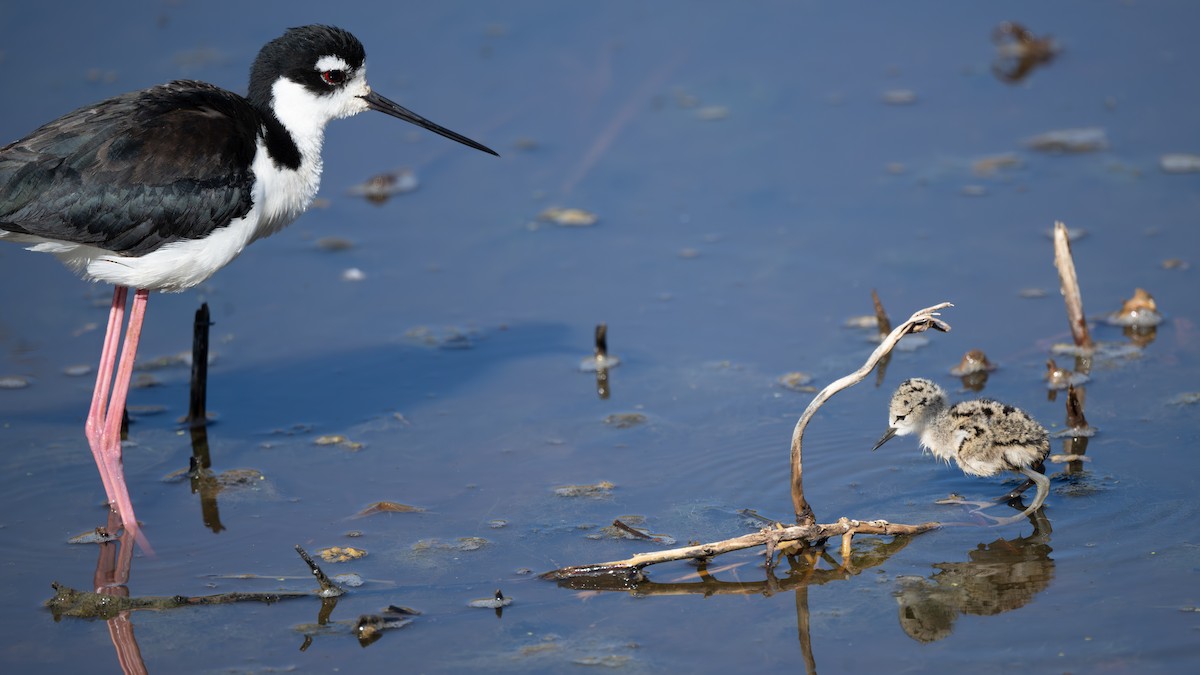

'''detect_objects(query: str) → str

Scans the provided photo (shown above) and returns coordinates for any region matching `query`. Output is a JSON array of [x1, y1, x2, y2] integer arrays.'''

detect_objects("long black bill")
[[872, 427, 898, 451], [362, 90, 499, 157]]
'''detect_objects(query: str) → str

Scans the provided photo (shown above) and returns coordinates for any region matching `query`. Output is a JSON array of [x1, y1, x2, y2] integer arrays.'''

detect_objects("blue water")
[[1, 1, 1198, 672]]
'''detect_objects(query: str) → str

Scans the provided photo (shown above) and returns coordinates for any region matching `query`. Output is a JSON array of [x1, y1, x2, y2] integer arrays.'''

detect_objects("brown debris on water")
[[318, 546, 367, 563], [950, 350, 996, 376], [991, 22, 1058, 83], [348, 169, 418, 205], [354, 501, 425, 518], [972, 153, 1023, 177], [538, 207, 598, 227], [778, 371, 815, 392], [314, 434, 364, 450], [1106, 288, 1163, 328], [950, 349, 996, 391]]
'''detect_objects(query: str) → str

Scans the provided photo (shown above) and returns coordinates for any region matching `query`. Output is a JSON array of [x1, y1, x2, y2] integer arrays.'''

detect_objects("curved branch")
[[790, 303, 953, 523]]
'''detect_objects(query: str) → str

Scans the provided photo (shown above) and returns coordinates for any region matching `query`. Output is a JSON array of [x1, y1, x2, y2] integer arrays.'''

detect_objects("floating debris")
[[603, 413, 646, 429], [135, 350, 201, 370], [341, 267, 366, 282], [1106, 288, 1163, 327], [1168, 392, 1200, 406], [778, 371, 814, 392], [315, 236, 354, 252], [1160, 154, 1200, 173], [1045, 359, 1089, 390], [1024, 127, 1108, 153], [881, 89, 917, 105], [403, 325, 482, 349], [695, 105, 729, 120], [354, 501, 425, 517], [132, 373, 161, 388], [512, 137, 539, 151], [1161, 258, 1189, 271], [538, 207, 598, 227], [314, 435, 364, 450], [468, 589, 513, 610], [992, 21, 1058, 83], [318, 546, 367, 563], [553, 481, 615, 498], [1018, 288, 1048, 299], [972, 153, 1023, 177], [411, 537, 488, 553], [348, 169, 418, 204], [488, 519, 508, 529], [0, 375, 30, 389], [949, 350, 996, 376], [62, 364, 92, 377]]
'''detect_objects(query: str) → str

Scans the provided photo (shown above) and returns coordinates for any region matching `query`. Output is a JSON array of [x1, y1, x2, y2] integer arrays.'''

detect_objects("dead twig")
[[1053, 221, 1093, 350], [543, 518, 939, 581]]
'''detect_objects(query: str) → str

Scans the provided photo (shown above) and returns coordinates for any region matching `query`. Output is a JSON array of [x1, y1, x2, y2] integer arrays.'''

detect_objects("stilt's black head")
[[248, 25, 365, 110]]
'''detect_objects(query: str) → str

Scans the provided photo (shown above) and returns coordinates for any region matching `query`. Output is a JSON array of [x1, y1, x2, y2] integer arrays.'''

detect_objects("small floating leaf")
[[354, 501, 425, 517]]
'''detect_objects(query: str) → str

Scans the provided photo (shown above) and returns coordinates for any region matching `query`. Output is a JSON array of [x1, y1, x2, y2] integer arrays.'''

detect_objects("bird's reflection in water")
[[895, 509, 1053, 642]]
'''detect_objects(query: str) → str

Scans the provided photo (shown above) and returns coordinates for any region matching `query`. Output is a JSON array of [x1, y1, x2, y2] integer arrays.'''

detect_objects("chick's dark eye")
[[321, 70, 346, 85]]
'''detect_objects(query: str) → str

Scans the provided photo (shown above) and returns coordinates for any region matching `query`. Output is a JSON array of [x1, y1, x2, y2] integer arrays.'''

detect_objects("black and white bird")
[[0, 25, 497, 545], [872, 378, 1051, 526]]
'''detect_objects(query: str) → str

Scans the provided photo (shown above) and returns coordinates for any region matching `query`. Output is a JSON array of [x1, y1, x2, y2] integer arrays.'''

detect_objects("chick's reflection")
[[895, 513, 1054, 642]]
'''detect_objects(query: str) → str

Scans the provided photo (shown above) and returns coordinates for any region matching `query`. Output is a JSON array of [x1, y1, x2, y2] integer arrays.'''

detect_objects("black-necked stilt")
[[0, 25, 497, 545], [872, 378, 1051, 525]]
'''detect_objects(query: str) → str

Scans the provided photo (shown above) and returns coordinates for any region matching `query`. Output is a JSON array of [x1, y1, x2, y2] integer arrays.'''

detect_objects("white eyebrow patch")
[[315, 55, 351, 71]]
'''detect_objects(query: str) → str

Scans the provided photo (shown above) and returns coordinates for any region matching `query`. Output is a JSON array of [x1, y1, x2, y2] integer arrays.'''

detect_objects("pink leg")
[[85, 287, 153, 553], [86, 287, 127, 499]]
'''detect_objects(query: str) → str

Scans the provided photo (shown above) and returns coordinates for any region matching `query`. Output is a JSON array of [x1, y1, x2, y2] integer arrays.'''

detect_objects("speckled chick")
[[873, 378, 1050, 524]]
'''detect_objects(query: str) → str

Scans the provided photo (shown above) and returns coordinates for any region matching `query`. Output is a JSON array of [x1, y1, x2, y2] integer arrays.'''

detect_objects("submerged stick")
[[46, 582, 310, 620], [1052, 222, 1093, 350], [187, 303, 211, 426], [790, 303, 953, 524]]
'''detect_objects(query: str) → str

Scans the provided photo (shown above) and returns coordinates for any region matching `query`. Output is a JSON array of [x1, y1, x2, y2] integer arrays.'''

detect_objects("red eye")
[[321, 70, 346, 85]]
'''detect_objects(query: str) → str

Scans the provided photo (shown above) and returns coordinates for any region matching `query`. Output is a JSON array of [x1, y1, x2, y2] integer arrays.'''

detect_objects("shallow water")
[[1, 1, 1199, 673]]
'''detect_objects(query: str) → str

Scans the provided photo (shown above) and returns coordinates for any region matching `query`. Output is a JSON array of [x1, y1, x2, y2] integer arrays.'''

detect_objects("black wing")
[[0, 81, 259, 256]]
